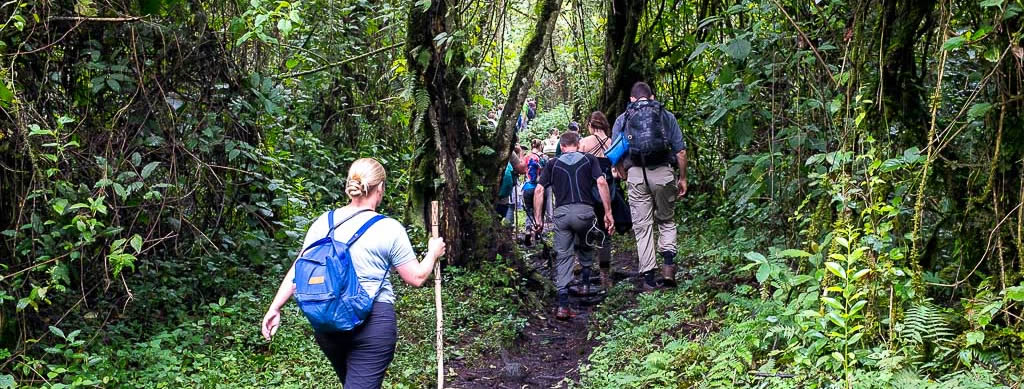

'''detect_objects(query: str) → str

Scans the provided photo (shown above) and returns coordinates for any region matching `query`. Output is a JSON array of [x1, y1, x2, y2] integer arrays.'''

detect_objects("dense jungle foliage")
[[1, 0, 1023, 387]]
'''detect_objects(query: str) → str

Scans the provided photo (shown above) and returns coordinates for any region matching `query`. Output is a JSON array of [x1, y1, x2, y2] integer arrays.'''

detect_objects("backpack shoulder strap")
[[326, 208, 371, 238], [346, 214, 387, 247], [346, 214, 393, 301]]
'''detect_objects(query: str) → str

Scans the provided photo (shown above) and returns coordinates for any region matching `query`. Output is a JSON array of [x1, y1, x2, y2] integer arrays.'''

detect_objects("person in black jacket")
[[533, 132, 613, 320]]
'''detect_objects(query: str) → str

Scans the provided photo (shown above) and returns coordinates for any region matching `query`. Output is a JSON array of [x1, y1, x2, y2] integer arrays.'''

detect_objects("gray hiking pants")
[[553, 203, 596, 292]]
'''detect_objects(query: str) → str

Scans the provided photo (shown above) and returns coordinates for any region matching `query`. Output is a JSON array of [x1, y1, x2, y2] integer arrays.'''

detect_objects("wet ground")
[[448, 233, 646, 389]]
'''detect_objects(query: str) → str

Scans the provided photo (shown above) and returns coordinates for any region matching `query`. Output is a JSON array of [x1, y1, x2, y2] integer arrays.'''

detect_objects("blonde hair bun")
[[345, 158, 387, 199]]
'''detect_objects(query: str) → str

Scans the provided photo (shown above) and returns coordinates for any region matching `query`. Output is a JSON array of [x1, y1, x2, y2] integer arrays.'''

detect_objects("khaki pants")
[[626, 165, 677, 274]]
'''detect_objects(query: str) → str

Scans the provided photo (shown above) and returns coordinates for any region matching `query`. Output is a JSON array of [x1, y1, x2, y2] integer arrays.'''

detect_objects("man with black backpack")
[[612, 82, 688, 291], [533, 132, 614, 320]]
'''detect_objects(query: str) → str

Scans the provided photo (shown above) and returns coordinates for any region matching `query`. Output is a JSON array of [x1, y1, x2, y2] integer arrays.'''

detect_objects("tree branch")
[[276, 42, 404, 79], [49, 16, 142, 22]]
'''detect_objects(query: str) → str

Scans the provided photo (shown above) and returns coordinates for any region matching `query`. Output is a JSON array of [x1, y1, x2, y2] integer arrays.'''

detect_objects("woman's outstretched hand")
[[261, 308, 281, 341], [428, 237, 446, 259]]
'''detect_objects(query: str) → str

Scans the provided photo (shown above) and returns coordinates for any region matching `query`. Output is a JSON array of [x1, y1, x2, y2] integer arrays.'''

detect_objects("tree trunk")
[[599, 0, 649, 120], [875, 0, 938, 143], [495, 0, 564, 159], [405, 0, 563, 265]]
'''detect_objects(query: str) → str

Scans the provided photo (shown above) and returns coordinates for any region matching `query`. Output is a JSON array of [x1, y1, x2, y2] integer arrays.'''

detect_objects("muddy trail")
[[448, 236, 647, 389]]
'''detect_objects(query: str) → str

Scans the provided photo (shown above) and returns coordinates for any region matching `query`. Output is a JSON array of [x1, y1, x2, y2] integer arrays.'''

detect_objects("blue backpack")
[[294, 209, 389, 333]]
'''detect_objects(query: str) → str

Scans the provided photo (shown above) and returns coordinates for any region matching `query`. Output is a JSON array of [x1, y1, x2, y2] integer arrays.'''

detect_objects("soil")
[[447, 236, 645, 389]]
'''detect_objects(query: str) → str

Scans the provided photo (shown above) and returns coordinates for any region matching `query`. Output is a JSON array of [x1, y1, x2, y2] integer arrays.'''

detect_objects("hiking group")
[[505, 81, 688, 319], [259, 81, 687, 388]]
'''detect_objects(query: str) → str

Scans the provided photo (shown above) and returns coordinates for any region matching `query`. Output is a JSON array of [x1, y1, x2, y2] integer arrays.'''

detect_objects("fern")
[[899, 302, 954, 345], [411, 88, 430, 134]]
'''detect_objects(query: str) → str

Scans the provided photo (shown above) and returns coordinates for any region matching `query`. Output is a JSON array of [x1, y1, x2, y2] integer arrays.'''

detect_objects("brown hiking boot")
[[555, 307, 577, 321], [660, 264, 677, 287]]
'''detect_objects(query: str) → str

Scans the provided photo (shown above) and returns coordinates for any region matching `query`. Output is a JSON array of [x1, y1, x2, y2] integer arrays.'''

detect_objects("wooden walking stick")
[[431, 201, 445, 389]]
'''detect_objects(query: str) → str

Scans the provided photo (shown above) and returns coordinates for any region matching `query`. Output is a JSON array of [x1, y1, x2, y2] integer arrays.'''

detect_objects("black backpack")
[[624, 100, 671, 167]]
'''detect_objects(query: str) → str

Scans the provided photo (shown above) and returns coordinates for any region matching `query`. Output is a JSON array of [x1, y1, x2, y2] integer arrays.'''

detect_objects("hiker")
[[261, 158, 446, 388], [532, 132, 614, 320], [554, 121, 580, 157], [516, 98, 537, 132], [611, 82, 688, 291], [578, 111, 618, 292], [542, 129, 559, 156], [521, 139, 547, 245], [486, 110, 498, 129], [497, 146, 527, 221]]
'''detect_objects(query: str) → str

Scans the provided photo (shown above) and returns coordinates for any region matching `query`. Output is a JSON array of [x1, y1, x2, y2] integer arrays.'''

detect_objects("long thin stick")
[[431, 201, 444, 389], [275, 42, 404, 79]]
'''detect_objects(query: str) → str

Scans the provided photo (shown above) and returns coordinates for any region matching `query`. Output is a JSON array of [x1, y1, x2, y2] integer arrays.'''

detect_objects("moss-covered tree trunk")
[[599, 0, 649, 119], [405, 0, 563, 265]]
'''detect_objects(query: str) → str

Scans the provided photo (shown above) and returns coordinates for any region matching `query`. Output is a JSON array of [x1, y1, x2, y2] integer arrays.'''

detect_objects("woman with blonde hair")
[[261, 158, 446, 388]]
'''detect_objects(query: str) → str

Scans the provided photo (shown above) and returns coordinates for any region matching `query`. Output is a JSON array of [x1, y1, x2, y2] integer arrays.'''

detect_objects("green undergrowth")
[[576, 215, 1016, 389], [14, 257, 530, 388]]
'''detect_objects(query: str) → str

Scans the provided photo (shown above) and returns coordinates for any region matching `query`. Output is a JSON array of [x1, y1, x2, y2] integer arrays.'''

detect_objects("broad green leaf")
[[980, 0, 1003, 7], [832, 351, 844, 363], [849, 300, 867, 315], [277, 18, 293, 36], [984, 46, 1000, 62], [1003, 285, 1024, 301], [130, 234, 143, 254], [687, 42, 709, 62], [851, 268, 871, 281], [834, 236, 850, 248], [724, 38, 752, 60], [49, 325, 66, 339], [942, 36, 966, 51], [756, 265, 771, 283], [113, 183, 127, 199], [706, 106, 728, 126], [0, 81, 13, 108], [966, 330, 985, 346], [778, 249, 812, 258], [16, 297, 31, 311], [141, 161, 160, 179], [52, 198, 68, 215], [821, 296, 843, 311], [75, 0, 98, 16], [826, 311, 846, 328], [825, 262, 847, 279], [744, 251, 766, 263]]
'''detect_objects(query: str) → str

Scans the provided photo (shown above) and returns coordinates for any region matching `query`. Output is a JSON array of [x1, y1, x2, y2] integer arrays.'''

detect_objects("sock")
[[661, 251, 676, 266], [581, 267, 592, 286], [557, 290, 569, 307], [644, 270, 656, 286]]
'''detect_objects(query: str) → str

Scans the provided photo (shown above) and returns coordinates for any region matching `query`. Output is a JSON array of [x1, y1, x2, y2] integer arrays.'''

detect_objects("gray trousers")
[[553, 203, 596, 292]]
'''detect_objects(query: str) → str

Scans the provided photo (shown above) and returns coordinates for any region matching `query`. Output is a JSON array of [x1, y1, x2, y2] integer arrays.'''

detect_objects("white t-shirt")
[[300, 208, 416, 305]]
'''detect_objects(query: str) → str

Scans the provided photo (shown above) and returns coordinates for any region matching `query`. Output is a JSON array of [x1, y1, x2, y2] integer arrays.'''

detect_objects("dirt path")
[[448, 239, 643, 389]]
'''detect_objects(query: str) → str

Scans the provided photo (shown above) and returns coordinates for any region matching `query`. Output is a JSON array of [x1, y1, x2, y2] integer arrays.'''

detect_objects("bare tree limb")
[[276, 42, 404, 79]]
